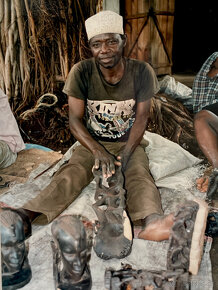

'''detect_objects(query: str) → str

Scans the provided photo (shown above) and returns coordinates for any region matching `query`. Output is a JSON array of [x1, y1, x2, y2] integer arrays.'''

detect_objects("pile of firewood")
[[148, 94, 204, 158]]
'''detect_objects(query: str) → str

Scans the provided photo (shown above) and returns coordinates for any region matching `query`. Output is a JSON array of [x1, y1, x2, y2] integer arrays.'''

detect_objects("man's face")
[[1, 221, 26, 273], [89, 33, 126, 69], [58, 229, 87, 281]]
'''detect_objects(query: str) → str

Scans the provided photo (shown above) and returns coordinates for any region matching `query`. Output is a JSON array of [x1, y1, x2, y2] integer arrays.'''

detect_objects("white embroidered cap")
[[85, 10, 124, 41]]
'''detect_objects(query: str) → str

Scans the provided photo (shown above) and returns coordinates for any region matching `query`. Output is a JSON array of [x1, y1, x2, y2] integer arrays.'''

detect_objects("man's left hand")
[[117, 151, 130, 171]]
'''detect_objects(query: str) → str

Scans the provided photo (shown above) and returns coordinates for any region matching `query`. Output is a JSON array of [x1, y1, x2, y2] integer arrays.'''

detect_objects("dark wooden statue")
[[1, 209, 32, 290], [51, 215, 92, 290], [167, 199, 208, 275], [92, 166, 132, 260], [105, 264, 189, 290]]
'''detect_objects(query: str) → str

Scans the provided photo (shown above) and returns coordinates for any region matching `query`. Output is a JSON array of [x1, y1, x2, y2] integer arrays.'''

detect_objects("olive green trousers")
[[23, 140, 163, 224]]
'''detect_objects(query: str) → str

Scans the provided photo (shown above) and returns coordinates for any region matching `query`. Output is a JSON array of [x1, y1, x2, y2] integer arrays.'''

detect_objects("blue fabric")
[[25, 143, 52, 152]]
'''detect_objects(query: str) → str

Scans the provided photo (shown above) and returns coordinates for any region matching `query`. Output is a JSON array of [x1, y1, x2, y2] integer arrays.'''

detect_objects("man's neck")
[[99, 58, 125, 85]]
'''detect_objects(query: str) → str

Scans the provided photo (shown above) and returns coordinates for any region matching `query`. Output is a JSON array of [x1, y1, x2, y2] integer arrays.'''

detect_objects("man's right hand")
[[93, 147, 121, 178]]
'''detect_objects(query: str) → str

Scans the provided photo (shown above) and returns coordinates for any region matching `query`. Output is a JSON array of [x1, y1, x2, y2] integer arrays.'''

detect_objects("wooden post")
[[137, 0, 150, 61], [124, 0, 132, 56], [131, 0, 138, 59], [102, 0, 120, 14]]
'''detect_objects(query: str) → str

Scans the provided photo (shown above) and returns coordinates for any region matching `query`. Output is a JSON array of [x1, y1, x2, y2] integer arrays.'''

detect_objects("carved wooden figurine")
[[1, 209, 32, 290], [92, 166, 132, 260], [167, 199, 208, 275], [51, 215, 92, 290], [105, 264, 189, 290]]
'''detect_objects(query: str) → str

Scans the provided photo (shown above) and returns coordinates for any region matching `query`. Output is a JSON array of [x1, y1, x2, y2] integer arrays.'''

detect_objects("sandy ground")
[[0, 138, 216, 289]]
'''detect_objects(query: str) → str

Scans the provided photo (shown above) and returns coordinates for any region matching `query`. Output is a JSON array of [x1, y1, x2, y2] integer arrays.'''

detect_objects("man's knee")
[[194, 110, 210, 123], [194, 110, 215, 129]]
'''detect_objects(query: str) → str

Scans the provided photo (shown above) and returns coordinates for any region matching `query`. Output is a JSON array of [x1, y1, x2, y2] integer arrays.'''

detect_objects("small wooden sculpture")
[[92, 166, 132, 260], [51, 215, 92, 290], [105, 264, 189, 290], [1, 209, 32, 290]]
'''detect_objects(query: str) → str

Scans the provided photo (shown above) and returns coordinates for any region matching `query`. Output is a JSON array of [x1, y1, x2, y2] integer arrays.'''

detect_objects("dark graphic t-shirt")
[[63, 57, 159, 142]]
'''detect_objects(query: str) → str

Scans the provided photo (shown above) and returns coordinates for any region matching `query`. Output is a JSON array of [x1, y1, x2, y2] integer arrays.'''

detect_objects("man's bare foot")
[[137, 214, 174, 241], [196, 176, 209, 192]]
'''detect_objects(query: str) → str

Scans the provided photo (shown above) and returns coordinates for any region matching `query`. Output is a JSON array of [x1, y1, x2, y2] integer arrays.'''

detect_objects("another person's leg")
[[123, 140, 174, 241], [0, 140, 17, 169], [19, 145, 95, 224], [194, 108, 218, 192]]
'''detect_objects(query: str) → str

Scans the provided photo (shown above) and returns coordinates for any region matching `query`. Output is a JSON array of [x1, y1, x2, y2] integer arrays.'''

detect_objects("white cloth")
[[0, 140, 17, 168], [0, 89, 25, 153]]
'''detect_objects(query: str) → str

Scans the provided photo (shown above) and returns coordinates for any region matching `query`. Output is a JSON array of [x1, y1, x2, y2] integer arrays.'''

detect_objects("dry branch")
[[148, 94, 203, 158]]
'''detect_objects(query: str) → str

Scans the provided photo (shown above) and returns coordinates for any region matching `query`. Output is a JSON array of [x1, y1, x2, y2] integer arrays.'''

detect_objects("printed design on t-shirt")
[[87, 99, 135, 139]]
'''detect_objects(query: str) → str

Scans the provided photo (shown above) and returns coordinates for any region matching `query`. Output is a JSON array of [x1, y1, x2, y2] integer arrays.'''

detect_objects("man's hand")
[[117, 151, 130, 171], [68, 97, 121, 179], [93, 147, 121, 178]]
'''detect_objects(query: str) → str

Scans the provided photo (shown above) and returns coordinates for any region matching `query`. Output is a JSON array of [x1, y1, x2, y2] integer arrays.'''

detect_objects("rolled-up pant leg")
[[124, 143, 163, 222], [23, 145, 94, 223]]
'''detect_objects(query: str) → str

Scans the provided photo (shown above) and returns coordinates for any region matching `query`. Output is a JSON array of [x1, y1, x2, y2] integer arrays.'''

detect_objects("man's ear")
[[123, 34, 127, 47]]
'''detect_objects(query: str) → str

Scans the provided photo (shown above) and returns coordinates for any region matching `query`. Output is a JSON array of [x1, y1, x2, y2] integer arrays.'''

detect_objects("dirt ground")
[[0, 145, 217, 289]]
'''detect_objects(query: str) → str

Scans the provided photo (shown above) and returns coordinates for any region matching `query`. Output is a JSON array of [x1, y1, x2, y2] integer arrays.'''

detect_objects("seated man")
[[2, 11, 174, 241], [0, 89, 25, 169], [193, 52, 218, 196]]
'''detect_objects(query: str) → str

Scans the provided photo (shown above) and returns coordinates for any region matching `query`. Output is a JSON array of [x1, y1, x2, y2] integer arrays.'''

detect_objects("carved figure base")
[[2, 263, 32, 290], [57, 266, 92, 290], [93, 209, 132, 260]]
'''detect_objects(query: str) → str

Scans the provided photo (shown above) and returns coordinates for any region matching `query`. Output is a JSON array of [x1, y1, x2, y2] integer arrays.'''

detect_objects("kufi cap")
[[85, 10, 124, 41]]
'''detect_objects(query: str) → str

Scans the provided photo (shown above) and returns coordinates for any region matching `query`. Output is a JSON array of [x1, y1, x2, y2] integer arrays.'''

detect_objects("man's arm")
[[68, 96, 121, 177], [119, 98, 151, 170]]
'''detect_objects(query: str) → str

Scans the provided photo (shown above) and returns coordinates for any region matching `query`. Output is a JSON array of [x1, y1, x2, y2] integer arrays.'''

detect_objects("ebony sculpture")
[[167, 199, 208, 275], [105, 264, 189, 290], [51, 215, 92, 290], [92, 166, 132, 260], [1, 209, 32, 290]]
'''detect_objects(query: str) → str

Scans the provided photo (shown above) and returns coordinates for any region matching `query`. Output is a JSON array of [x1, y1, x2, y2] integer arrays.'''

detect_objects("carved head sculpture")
[[51, 215, 88, 282], [1, 210, 26, 273]]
